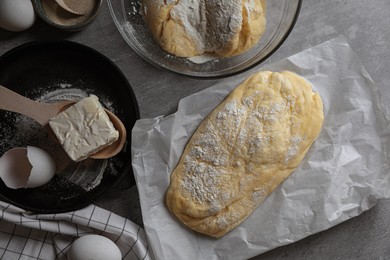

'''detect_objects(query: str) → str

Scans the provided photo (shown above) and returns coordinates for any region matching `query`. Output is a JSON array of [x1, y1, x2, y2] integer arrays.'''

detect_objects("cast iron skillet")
[[0, 41, 139, 213]]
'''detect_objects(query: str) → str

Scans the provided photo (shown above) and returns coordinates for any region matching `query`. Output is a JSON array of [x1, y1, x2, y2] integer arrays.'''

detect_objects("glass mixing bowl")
[[107, 0, 302, 78]]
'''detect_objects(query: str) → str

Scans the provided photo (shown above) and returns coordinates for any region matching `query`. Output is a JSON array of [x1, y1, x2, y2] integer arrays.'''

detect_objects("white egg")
[[0, 146, 56, 189], [68, 235, 122, 260], [0, 0, 36, 32]]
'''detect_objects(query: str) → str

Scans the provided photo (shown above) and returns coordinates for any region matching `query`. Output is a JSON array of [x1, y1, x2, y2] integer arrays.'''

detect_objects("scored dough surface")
[[166, 71, 324, 238], [141, 0, 267, 57]]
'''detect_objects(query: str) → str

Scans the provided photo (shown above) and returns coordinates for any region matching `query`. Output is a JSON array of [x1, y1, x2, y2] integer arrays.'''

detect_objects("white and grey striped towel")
[[0, 201, 151, 260]]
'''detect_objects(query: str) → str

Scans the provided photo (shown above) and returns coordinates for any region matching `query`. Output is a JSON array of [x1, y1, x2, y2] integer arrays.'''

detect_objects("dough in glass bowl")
[[141, 0, 267, 57]]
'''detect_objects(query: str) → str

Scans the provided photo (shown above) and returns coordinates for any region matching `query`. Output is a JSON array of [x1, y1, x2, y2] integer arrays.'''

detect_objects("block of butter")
[[48, 95, 119, 162]]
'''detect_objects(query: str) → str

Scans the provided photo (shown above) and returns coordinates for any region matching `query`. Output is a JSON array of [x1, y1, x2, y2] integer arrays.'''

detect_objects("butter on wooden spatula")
[[49, 95, 119, 162]]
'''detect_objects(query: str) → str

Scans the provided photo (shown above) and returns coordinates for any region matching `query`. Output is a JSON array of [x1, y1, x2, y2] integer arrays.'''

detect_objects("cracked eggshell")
[[26, 146, 56, 188], [0, 146, 56, 189]]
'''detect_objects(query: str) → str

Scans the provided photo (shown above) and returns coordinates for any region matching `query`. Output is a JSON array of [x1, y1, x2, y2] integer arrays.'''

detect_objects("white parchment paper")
[[131, 37, 390, 260]]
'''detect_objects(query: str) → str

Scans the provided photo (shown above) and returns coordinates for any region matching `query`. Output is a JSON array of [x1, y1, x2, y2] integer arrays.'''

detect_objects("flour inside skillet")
[[0, 84, 118, 192]]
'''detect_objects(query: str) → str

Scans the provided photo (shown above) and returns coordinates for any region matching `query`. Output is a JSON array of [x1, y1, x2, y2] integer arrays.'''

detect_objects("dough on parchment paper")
[[166, 71, 324, 238], [141, 0, 267, 57]]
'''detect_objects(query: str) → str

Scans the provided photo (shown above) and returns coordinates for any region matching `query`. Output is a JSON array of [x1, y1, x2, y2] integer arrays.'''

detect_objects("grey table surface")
[[1, 0, 390, 259]]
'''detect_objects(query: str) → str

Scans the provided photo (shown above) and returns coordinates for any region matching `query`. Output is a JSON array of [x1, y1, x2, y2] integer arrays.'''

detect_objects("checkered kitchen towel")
[[0, 201, 151, 260]]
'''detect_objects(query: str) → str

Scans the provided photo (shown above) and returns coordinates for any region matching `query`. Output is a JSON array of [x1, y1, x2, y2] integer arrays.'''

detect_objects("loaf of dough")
[[141, 0, 266, 57], [166, 71, 324, 238]]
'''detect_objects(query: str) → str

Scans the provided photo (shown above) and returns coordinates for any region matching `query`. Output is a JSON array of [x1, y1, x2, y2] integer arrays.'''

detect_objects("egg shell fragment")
[[0, 146, 56, 189], [26, 146, 56, 188], [0, 147, 32, 189]]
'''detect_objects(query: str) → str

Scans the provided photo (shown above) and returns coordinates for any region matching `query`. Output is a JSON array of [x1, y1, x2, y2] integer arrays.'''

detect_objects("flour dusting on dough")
[[141, 0, 267, 57], [167, 71, 324, 238]]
